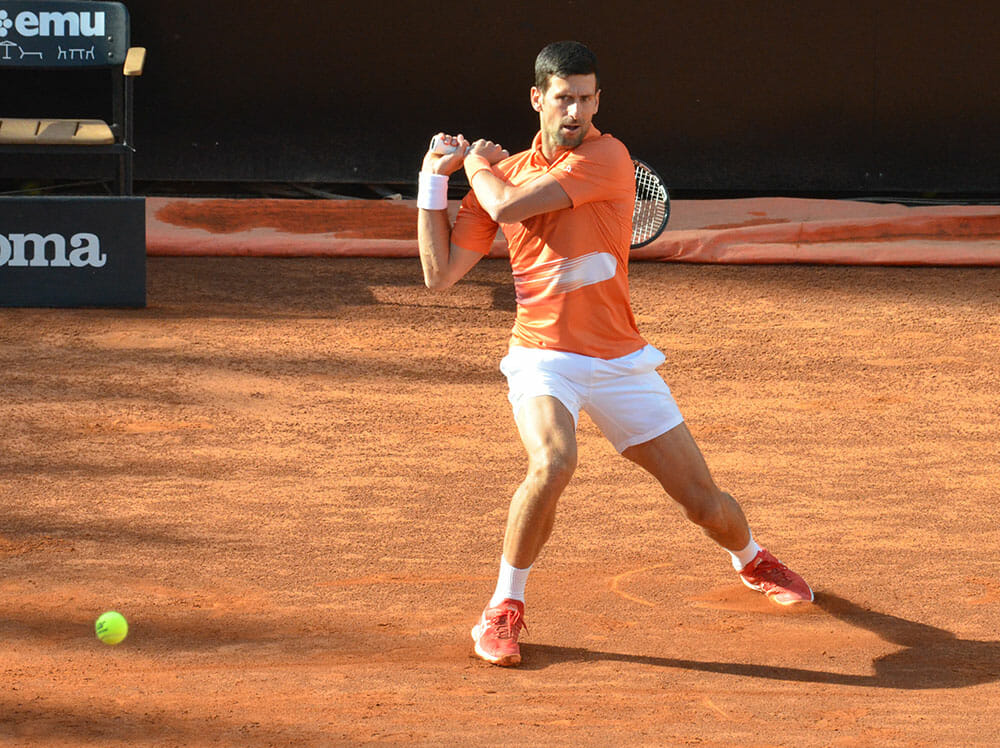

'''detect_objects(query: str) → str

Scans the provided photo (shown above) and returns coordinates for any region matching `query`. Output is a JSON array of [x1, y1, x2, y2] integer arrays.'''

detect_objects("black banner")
[[0, 1, 129, 67], [0, 197, 145, 307], [4, 1, 1000, 194]]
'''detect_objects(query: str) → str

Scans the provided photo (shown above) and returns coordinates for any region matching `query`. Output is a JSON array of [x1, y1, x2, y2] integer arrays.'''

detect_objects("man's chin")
[[554, 130, 586, 149]]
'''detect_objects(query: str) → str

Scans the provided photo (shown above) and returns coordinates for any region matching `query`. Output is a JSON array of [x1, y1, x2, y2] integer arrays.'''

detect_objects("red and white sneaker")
[[471, 599, 527, 667], [739, 548, 814, 605]]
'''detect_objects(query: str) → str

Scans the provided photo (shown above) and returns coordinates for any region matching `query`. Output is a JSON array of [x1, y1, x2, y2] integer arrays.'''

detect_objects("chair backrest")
[[0, 1, 130, 69]]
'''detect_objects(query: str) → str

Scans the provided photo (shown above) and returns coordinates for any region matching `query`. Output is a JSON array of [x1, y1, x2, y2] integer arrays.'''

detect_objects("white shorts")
[[499, 344, 685, 453]]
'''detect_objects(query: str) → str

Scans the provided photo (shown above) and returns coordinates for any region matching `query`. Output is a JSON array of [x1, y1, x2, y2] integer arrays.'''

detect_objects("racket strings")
[[632, 165, 668, 245]]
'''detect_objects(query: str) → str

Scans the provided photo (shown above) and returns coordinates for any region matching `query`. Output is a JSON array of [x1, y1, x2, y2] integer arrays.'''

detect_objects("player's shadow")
[[520, 592, 1000, 689]]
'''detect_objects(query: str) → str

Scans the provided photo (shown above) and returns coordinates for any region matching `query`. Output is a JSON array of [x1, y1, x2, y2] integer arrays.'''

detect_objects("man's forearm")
[[464, 154, 510, 223], [417, 208, 455, 290], [465, 153, 572, 224]]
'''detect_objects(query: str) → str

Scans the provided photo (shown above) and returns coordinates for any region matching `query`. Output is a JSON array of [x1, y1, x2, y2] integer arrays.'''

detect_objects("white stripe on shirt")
[[512, 251, 617, 307]]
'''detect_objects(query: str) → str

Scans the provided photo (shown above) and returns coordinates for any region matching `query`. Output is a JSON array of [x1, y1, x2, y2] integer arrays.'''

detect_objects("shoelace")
[[752, 557, 793, 586], [488, 608, 527, 640]]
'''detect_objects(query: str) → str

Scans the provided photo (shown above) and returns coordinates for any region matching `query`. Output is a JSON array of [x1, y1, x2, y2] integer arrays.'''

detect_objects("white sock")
[[729, 535, 762, 571], [488, 556, 532, 607]]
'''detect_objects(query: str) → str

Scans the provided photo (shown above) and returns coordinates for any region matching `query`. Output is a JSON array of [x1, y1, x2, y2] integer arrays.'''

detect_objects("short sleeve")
[[548, 136, 634, 208], [451, 189, 500, 256]]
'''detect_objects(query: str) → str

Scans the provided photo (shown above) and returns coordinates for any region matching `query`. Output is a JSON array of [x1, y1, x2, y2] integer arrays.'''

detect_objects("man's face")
[[531, 73, 600, 154]]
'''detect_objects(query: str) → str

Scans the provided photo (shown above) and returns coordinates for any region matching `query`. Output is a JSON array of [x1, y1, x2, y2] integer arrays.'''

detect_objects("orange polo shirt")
[[451, 127, 645, 360]]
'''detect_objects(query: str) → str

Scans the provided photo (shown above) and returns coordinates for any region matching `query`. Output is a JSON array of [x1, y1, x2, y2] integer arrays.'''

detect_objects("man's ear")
[[594, 89, 601, 115], [530, 86, 543, 113]]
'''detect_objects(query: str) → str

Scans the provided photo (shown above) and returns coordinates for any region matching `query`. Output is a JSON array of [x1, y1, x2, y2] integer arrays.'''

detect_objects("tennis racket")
[[630, 159, 670, 248], [429, 137, 671, 249]]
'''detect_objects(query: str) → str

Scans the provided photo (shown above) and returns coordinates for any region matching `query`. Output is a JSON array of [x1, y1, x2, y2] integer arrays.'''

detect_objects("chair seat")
[[0, 118, 115, 145]]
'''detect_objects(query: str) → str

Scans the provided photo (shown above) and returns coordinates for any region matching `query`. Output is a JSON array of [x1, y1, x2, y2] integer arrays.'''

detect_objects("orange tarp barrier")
[[146, 197, 1000, 265]]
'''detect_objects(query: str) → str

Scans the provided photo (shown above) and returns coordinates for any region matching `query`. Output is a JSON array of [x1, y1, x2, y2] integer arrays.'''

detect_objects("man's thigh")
[[621, 422, 718, 503], [514, 395, 578, 464]]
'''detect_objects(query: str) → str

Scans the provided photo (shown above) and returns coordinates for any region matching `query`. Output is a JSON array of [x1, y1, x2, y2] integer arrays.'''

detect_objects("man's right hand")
[[422, 133, 469, 175]]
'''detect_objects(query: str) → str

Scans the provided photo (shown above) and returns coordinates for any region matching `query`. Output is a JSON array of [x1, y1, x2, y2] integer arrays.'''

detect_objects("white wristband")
[[417, 172, 449, 210]]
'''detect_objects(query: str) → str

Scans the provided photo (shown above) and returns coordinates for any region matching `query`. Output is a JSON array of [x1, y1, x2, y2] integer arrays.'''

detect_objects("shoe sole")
[[740, 576, 814, 605], [470, 624, 521, 667]]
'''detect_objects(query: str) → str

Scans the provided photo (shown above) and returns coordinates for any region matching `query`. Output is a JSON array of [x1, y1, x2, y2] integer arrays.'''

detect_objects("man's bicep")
[[445, 243, 486, 284], [499, 173, 573, 223]]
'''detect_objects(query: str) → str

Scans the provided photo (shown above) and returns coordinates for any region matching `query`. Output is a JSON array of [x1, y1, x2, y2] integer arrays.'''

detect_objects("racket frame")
[[630, 158, 670, 249]]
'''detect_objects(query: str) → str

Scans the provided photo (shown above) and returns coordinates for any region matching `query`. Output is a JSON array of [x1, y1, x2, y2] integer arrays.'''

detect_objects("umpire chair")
[[0, 1, 146, 195]]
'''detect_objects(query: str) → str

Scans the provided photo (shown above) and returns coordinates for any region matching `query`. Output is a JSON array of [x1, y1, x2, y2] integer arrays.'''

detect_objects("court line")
[[608, 563, 674, 607]]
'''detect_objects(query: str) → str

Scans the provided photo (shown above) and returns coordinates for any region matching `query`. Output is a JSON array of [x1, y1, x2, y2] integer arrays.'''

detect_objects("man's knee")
[[527, 446, 577, 491], [678, 485, 733, 530]]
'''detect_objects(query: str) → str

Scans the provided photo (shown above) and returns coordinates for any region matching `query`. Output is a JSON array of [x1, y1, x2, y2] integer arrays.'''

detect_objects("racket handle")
[[430, 135, 461, 155]]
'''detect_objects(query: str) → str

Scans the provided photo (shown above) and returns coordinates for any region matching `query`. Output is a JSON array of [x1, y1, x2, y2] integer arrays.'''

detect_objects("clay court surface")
[[2, 256, 999, 746]]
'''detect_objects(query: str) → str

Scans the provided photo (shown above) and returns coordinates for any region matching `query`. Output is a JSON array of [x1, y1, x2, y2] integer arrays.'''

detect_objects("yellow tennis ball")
[[95, 611, 128, 645]]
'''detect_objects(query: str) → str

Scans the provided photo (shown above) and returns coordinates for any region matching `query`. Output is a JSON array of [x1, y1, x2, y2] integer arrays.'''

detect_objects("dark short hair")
[[534, 41, 599, 91]]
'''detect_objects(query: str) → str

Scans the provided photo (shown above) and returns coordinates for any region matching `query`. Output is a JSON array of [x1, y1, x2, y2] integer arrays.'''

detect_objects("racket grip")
[[430, 135, 460, 155]]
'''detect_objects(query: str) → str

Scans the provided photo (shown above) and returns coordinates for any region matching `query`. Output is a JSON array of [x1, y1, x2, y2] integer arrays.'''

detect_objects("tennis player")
[[417, 41, 812, 667]]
